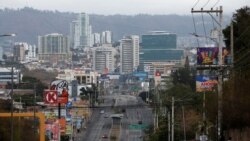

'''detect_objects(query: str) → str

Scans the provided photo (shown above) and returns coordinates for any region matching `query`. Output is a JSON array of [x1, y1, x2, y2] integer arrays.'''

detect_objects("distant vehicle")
[[121, 108, 126, 113], [102, 134, 108, 138], [104, 114, 109, 118], [138, 120, 142, 124], [76, 122, 81, 133], [100, 110, 105, 114]]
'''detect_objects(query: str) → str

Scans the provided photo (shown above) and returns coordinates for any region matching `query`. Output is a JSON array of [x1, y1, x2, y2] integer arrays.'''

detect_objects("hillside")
[[0, 7, 230, 45]]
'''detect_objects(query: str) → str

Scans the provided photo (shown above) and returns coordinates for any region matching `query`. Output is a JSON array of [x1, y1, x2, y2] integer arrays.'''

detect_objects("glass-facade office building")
[[140, 31, 184, 72], [141, 33, 177, 50]]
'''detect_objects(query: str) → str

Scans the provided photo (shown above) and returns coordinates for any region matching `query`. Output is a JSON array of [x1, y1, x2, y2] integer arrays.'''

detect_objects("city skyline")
[[0, 0, 249, 15]]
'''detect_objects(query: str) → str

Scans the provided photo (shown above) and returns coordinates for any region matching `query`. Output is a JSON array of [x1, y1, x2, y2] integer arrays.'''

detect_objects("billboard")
[[197, 47, 218, 65], [222, 48, 231, 64], [196, 75, 218, 92], [197, 47, 231, 65], [45, 123, 59, 140], [50, 80, 69, 104], [44, 90, 58, 104]]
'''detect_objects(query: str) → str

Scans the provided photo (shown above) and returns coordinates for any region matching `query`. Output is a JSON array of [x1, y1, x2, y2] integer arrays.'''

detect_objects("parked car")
[[102, 134, 108, 138]]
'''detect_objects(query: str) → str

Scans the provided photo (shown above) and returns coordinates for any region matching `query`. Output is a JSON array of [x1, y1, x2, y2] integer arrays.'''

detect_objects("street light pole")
[[11, 62, 14, 141], [0, 33, 16, 141], [0, 34, 16, 37]]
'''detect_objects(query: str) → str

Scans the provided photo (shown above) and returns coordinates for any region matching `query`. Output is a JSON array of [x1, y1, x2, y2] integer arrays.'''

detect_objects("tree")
[[223, 6, 250, 70], [222, 6, 250, 140]]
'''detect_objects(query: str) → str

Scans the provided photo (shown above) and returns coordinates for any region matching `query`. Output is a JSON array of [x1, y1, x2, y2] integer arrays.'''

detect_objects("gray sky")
[[0, 0, 249, 15]]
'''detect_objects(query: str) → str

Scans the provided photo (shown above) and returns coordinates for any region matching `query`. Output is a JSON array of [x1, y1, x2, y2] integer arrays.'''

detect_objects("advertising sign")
[[58, 118, 66, 134], [196, 75, 218, 92], [144, 65, 150, 72], [44, 90, 58, 104], [50, 80, 69, 104], [65, 125, 73, 135], [45, 123, 59, 140], [155, 71, 161, 77], [45, 112, 57, 124], [197, 47, 218, 65], [222, 48, 231, 64], [197, 47, 231, 65]]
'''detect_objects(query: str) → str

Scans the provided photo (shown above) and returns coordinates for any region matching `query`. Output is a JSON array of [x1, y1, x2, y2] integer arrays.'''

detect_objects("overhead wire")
[[192, 0, 201, 9], [202, 0, 211, 9], [201, 13, 208, 45], [211, 0, 220, 9], [192, 13, 200, 47], [210, 13, 216, 29]]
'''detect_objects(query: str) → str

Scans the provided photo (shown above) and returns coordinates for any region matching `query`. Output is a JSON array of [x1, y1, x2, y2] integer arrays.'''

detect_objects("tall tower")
[[101, 31, 112, 44], [38, 33, 70, 63], [92, 44, 116, 74], [70, 13, 92, 49], [120, 35, 140, 74], [79, 13, 90, 47]]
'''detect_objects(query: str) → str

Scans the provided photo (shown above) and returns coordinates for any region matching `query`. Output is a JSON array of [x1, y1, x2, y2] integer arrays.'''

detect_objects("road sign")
[[128, 124, 148, 130], [66, 102, 72, 108], [44, 90, 58, 104]]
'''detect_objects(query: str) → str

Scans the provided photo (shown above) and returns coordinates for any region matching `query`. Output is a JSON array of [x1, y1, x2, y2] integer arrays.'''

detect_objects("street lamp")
[[0, 33, 16, 37], [189, 32, 218, 44], [1, 33, 16, 141]]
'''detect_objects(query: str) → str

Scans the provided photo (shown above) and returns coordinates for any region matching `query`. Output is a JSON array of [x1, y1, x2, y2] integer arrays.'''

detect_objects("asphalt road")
[[120, 96, 153, 141], [76, 93, 153, 141]]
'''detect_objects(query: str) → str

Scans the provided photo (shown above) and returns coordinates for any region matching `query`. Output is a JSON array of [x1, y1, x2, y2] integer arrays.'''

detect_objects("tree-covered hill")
[[0, 7, 230, 45]]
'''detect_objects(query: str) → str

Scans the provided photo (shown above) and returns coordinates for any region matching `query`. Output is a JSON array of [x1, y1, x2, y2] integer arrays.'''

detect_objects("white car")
[[100, 110, 105, 114]]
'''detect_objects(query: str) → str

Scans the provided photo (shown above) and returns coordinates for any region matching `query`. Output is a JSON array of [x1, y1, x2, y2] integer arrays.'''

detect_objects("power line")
[[191, 13, 200, 47], [202, 0, 211, 9], [212, 0, 220, 9], [201, 13, 208, 45], [192, 0, 201, 9]]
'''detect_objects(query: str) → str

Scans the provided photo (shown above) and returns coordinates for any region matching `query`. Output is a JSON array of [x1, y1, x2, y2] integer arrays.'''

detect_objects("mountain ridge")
[[0, 7, 230, 45]]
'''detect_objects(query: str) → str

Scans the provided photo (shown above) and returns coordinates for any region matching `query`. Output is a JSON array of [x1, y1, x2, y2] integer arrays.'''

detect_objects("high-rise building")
[[101, 31, 112, 44], [38, 33, 71, 63], [140, 31, 184, 73], [13, 42, 26, 63], [69, 20, 78, 49], [92, 33, 101, 46], [92, 44, 116, 74], [70, 13, 92, 49], [13, 42, 37, 63], [120, 35, 140, 74], [0, 47, 3, 61], [26, 44, 37, 62]]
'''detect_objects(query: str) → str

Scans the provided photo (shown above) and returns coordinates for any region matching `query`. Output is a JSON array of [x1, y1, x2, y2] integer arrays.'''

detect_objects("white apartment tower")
[[101, 31, 112, 44], [92, 33, 101, 45], [38, 33, 71, 63], [120, 35, 140, 74], [70, 13, 92, 48], [92, 44, 116, 74]]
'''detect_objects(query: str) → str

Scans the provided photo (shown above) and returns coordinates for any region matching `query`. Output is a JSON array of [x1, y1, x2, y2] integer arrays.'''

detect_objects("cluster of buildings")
[[0, 12, 188, 141], [0, 12, 186, 91]]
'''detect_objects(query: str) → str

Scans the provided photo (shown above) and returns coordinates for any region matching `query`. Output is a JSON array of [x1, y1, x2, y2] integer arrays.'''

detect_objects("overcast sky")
[[0, 0, 249, 15]]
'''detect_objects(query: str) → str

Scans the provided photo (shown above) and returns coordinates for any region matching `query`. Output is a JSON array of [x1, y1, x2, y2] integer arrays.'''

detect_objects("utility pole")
[[11, 55, 14, 141], [171, 96, 174, 141], [218, 6, 224, 141], [230, 22, 234, 67], [182, 106, 186, 141], [168, 110, 171, 141], [203, 91, 206, 136], [33, 84, 36, 134], [192, 6, 223, 141]]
